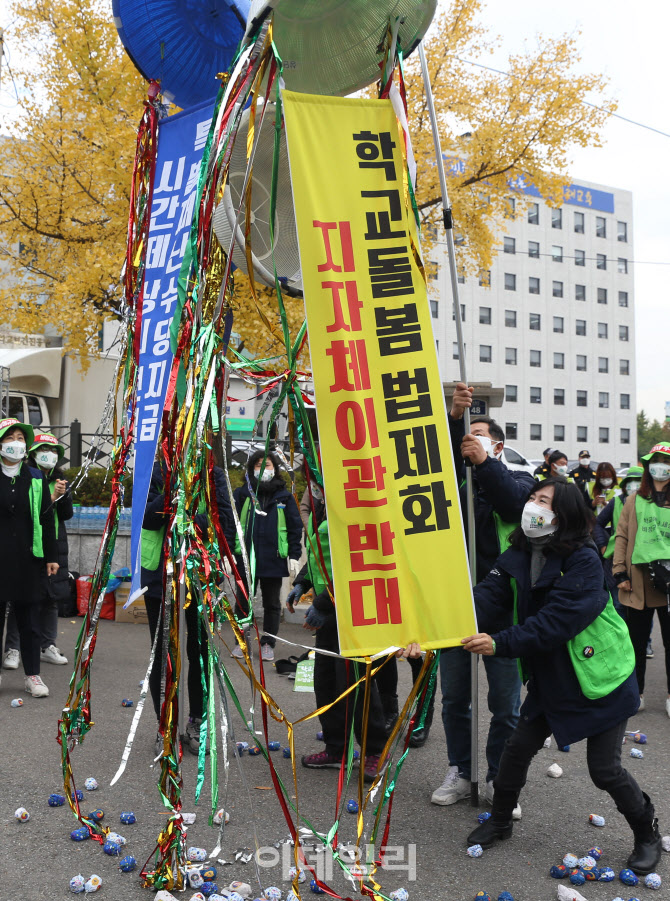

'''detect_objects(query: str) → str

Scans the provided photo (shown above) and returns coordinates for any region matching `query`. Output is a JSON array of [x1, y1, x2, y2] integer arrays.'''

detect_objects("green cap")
[[641, 442, 670, 463], [0, 417, 35, 447], [30, 431, 65, 459], [620, 465, 644, 486]]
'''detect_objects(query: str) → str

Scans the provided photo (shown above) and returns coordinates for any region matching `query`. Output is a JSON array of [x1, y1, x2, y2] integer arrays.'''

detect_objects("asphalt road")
[[1, 615, 669, 901]]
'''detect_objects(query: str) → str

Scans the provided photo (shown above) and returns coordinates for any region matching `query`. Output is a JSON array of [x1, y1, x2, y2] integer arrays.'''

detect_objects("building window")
[[598, 322, 608, 339], [618, 258, 629, 274], [618, 221, 628, 242], [530, 349, 542, 367], [504, 272, 517, 291], [506, 422, 518, 440], [619, 325, 629, 341], [575, 249, 586, 266], [554, 388, 565, 405], [620, 393, 631, 410], [575, 284, 586, 301], [479, 306, 491, 324], [598, 357, 609, 373], [619, 291, 629, 307], [505, 309, 517, 328], [620, 358, 630, 375], [530, 386, 542, 404], [597, 287, 608, 304], [452, 303, 466, 321], [457, 269, 465, 284], [479, 345, 492, 363], [599, 392, 609, 409], [554, 424, 565, 442], [505, 347, 517, 365], [552, 245, 563, 262], [479, 269, 491, 287], [599, 427, 610, 443], [430, 300, 438, 318], [528, 203, 539, 225], [554, 352, 565, 369], [577, 390, 588, 407], [505, 385, 518, 403], [621, 428, 631, 444], [452, 342, 460, 359], [576, 319, 586, 336], [530, 423, 542, 441], [574, 211, 585, 233], [529, 313, 541, 330], [597, 253, 607, 270], [504, 236, 516, 254], [595, 216, 607, 238], [576, 355, 587, 372], [505, 197, 516, 218], [552, 280, 564, 298], [577, 426, 588, 442], [528, 240, 540, 259], [529, 277, 540, 294], [551, 208, 562, 229], [553, 316, 564, 333], [454, 231, 465, 245], [427, 261, 439, 280]]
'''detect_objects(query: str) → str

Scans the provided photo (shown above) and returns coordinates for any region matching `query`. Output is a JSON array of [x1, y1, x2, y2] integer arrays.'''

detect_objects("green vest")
[[141, 525, 166, 571], [631, 495, 670, 565], [492, 511, 517, 559], [28, 475, 44, 558], [306, 517, 332, 597], [537, 473, 575, 485], [603, 495, 625, 560], [589, 482, 620, 507], [48, 478, 60, 541], [234, 497, 288, 558]]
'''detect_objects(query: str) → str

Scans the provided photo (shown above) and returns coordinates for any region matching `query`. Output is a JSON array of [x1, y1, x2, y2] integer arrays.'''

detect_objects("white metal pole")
[[418, 42, 479, 805]]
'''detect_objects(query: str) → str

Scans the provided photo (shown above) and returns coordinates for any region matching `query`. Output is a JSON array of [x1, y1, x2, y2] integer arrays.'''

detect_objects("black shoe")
[[467, 818, 513, 849], [409, 694, 434, 748], [380, 693, 399, 735], [628, 817, 662, 875]]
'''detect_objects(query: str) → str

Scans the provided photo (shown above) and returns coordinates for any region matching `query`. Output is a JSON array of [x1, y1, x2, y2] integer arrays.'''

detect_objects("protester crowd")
[[2, 397, 669, 877]]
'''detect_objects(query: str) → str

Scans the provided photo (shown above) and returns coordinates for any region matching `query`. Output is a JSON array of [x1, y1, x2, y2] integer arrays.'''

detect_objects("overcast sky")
[[0, 0, 667, 419]]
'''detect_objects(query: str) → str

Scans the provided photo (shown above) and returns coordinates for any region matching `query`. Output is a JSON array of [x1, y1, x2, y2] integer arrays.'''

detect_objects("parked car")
[[501, 444, 536, 476]]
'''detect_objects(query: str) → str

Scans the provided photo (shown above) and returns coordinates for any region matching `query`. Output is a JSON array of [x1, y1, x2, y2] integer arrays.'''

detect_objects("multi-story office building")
[[429, 176, 636, 466]]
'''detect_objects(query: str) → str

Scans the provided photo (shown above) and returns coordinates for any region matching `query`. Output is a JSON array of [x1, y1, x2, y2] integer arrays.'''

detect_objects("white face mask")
[[521, 500, 558, 537], [625, 481, 640, 496], [474, 434, 502, 459], [580, 458, 591, 467], [649, 462, 670, 483], [554, 464, 568, 477], [600, 478, 613, 488], [35, 450, 59, 469], [0, 440, 26, 462], [254, 467, 275, 482], [310, 482, 323, 501]]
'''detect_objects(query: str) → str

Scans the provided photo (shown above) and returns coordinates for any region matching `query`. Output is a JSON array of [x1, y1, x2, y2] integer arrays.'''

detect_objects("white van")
[[4, 391, 51, 430], [501, 444, 536, 476]]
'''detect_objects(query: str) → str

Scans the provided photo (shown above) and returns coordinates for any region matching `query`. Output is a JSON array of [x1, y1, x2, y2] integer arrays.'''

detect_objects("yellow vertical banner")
[[282, 90, 475, 658]]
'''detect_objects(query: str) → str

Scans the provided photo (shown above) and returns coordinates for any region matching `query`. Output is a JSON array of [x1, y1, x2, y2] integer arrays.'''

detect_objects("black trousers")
[[314, 628, 387, 757], [623, 604, 670, 694], [491, 714, 648, 826], [145, 594, 209, 722], [235, 575, 282, 648], [0, 600, 41, 676]]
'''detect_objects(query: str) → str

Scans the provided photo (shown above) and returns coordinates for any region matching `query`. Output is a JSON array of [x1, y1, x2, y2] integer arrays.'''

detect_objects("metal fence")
[[50, 420, 116, 469]]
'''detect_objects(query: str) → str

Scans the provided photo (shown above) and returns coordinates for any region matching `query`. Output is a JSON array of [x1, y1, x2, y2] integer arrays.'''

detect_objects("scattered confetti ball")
[[287, 866, 306, 883], [71, 827, 90, 841], [120, 811, 136, 825], [547, 763, 563, 778], [578, 856, 597, 870], [474, 893, 492, 901], [69, 874, 86, 893], [11, 698, 23, 707], [84, 874, 102, 893], [229, 883, 252, 897], [584, 868, 601, 881], [119, 856, 136, 873], [598, 867, 616, 882], [268, 741, 281, 751], [559, 745, 571, 752], [14, 807, 29, 822], [49, 793, 66, 807], [188, 871, 205, 889], [390, 890, 409, 901], [347, 800, 359, 814], [84, 778, 98, 791], [89, 809, 104, 822], [249, 745, 262, 756], [630, 748, 644, 759], [188, 847, 207, 862], [477, 811, 492, 824], [212, 809, 229, 825], [588, 847, 603, 860], [316, 731, 324, 741], [107, 832, 126, 846], [310, 880, 325, 894], [353, 749, 360, 760], [190, 894, 206, 901], [287, 894, 300, 901], [661, 836, 670, 852], [563, 854, 579, 868], [467, 844, 484, 858], [627, 897, 641, 901], [497, 893, 514, 901], [72, 790, 84, 802], [589, 814, 606, 826], [550, 865, 568, 879], [569, 870, 586, 886], [121, 698, 133, 707], [645, 874, 662, 890], [263, 888, 282, 900], [228, 893, 245, 901], [282, 747, 291, 758], [200, 867, 217, 881], [620, 869, 639, 886], [182, 812, 197, 825], [611, 897, 626, 901], [103, 841, 121, 856], [634, 733, 647, 744], [202, 883, 219, 897]]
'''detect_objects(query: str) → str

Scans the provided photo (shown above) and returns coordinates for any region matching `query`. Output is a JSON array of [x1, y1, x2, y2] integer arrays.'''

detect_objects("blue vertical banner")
[[128, 99, 216, 604]]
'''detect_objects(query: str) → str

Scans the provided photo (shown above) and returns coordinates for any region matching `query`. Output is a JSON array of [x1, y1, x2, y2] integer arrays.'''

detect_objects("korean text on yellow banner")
[[282, 90, 475, 658]]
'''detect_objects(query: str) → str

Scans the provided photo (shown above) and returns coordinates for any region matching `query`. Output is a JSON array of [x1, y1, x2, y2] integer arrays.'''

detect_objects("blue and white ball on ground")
[[550, 865, 568, 879], [619, 868, 639, 886], [200, 867, 217, 881], [71, 827, 89, 841], [588, 846, 603, 860], [467, 844, 484, 858], [119, 856, 136, 873], [103, 840, 121, 856], [228, 893, 245, 901], [120, 811, 136, 825], [584, 867, 600, 881], [188, 846, 207, 862], [347, 800, 359, 814], [563, 853, 579, 868], [497, 893, 514, 901], [188, 870, 205, 889], [578, 855, 597, 870], [645, 873, 662, 890], [69, 874, 86, 893], [310, 880, 325, 894], [598, 867, 616, 882], [84, 874, 102, 893], [201, 883, 219, 897], [263, 888, 282, 900], [474, 893, 491, 901], [390, 890, 409, 901], [477, 812, 492, 824], [569, 869, 586, 886], [287, 867, 306, 883], [84, 778, 98, 791], [107, 831, 126, 846], [287, 893, 300, 901], [49, 793, 66, 807]]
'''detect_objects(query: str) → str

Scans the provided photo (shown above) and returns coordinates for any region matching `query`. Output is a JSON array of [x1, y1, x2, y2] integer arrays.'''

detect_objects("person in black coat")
[[0, 419, 58, 698], [569, 449, 597, 490], [430, 384, 533, 811], [232, 450, 302, 662], [141, 460, 235, 754], [463, 478, 661, 877], [4, 432, 72, 668]]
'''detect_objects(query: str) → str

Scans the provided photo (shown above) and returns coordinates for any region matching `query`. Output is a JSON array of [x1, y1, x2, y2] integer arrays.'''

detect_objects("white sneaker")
[[231, 644, 245, 659], [638, 695, 645, 712], [3, 649, 19, 669], [41, 645, 68, 665], [261, 644, 275, 662], [665, 698, 670, 719], [485, 780, 522, 821], [24, 675, 49, 698], [431, 765, 471, 805]]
